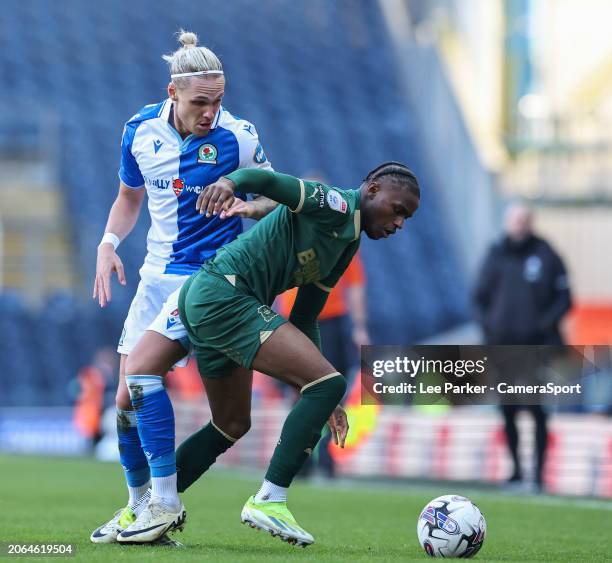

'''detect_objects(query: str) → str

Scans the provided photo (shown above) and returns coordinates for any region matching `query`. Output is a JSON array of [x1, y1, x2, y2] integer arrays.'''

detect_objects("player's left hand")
[[197, 177, 236, 217], [328, 405, 349, 448], [220, 199, 258, 220]]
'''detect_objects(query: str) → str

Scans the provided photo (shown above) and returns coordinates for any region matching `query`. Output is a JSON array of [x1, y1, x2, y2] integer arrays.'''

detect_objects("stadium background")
[[1, 0, 612, 516]]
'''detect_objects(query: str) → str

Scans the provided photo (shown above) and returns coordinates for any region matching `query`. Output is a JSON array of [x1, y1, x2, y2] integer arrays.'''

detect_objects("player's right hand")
[[93, 243, 126, 308], [197, 177, 235, 218], [328, 405, 349, 448]]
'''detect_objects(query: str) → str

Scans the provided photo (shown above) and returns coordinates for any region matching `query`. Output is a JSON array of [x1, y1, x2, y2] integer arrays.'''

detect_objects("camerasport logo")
[[172, 178, 184, 196]]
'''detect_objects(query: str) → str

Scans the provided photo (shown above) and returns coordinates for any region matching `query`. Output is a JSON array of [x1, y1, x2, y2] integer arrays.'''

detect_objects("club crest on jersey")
[[198, 143, 218, 164], [172, 178, 185, 196], [253, 142, 268, 164], [326, 190, 347, 213]]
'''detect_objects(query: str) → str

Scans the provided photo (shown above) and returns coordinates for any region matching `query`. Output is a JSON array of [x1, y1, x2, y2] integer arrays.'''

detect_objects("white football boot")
[[90, 506, 135, 543], [117, 500, 186, 543]]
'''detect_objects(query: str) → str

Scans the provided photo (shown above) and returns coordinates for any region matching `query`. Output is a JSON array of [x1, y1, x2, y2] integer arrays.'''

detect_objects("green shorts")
[[178, 264, 287, 378]]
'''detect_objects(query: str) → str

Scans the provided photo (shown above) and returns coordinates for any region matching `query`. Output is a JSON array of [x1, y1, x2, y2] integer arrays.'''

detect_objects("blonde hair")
[[163, 29, 223, 88]]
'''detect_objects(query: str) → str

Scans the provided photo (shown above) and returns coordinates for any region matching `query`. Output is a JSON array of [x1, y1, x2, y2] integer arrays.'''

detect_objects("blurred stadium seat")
[[0, 0, 468, 404]]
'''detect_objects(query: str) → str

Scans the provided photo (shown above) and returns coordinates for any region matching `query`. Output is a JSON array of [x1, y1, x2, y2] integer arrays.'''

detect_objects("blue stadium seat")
[[0, 0, 469, 405]]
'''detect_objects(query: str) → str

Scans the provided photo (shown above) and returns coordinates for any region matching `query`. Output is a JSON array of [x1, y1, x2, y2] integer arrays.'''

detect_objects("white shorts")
[[117, 272, 191, 367]]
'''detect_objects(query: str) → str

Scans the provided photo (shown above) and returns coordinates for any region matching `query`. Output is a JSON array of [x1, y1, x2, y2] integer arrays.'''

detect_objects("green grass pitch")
[[1, 454, 611, 561]]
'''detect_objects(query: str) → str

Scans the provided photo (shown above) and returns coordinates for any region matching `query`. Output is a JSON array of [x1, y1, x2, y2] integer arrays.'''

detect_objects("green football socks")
[[265, 374, 346, 487], [176, 422, 235, 492]]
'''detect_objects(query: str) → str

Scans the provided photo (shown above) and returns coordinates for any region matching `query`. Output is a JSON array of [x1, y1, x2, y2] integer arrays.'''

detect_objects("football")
[[417, 494, 486, 558]]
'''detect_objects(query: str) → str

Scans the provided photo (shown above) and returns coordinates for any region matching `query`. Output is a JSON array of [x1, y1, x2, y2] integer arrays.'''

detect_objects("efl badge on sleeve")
[[326, 190, 348, 213]]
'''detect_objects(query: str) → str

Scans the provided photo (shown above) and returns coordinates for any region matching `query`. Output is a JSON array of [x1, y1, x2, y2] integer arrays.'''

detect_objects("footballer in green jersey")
[[176, 163, 420, 546]]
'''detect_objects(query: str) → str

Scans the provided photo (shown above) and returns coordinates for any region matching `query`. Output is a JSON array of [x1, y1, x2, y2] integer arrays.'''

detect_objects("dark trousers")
[[501, 404, 548, 485]]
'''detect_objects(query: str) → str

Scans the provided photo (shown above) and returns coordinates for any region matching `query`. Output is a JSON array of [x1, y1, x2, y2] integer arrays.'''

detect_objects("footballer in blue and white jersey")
[[117, 100, 272, 359], [120, 99, 272, 275]]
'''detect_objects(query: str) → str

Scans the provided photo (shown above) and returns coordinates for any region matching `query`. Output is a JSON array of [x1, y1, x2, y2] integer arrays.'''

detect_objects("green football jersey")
[[209, 169, 362, 306]]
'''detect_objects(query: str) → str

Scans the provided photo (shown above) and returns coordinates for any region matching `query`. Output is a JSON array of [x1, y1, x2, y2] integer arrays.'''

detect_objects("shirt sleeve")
[[224, 170, 355, 230], [118, 122, 144, 189], [224, 169, 303, 209], [237, 121, 274, 172]]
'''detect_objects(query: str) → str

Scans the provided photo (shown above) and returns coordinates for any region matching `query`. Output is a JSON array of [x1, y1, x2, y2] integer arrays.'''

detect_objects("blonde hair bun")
[[163, 29, 222, 83], [178, 30, 198, 49]]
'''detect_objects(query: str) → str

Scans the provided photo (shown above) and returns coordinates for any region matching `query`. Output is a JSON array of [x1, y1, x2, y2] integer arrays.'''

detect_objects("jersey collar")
[[211, 106, 222, 129], [160, 98, 172, 121]]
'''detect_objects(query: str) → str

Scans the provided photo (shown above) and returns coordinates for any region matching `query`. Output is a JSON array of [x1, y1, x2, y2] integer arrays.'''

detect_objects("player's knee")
[[217, 417, 251, 440], [227, 417, 251, 440], [303, 373, 347, 402], [124, 354, 144, 377], [115, 384, 132, 410]]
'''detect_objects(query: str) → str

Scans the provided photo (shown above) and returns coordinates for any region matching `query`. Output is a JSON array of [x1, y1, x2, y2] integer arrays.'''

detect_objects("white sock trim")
[[151, 473, 180, 510], [300, 372, 342, 394], [254, 479, 287, 503], [211, 420, 238, 443], [133, 488, 151, 516], [128, 483, 150, 508], [125, 375, 164, 399]]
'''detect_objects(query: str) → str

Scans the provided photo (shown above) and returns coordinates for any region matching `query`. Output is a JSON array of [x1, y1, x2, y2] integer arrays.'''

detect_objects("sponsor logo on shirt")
[[172, 178, 185, 196], [326, 190, 347, 213], [144, 176, 209, 196], [153, 139, 163, 154], [293, 248, 320, 285], [144, 177, 171, 190], [198, 143, 218, 164], [308, 184, 325, 208]]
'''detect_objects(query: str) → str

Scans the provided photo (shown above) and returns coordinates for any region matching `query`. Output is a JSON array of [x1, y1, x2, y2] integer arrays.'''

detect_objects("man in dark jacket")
[[473, 203, 572, 490]]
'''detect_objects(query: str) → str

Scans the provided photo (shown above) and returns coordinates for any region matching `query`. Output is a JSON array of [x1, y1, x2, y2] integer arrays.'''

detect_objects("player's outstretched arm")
[[227, 169, 303, 210], [93, 182, 145, 307], [197, 170, 303, 217], [220, 195, 278, 221]]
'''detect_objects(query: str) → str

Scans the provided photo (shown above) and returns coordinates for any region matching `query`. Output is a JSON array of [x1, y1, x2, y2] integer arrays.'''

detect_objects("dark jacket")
[[473, 235, 572, 345]]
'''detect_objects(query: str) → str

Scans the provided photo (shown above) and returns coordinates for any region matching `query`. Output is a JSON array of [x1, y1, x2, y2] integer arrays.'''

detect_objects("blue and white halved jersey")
[[119, 100, 273, 275]]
